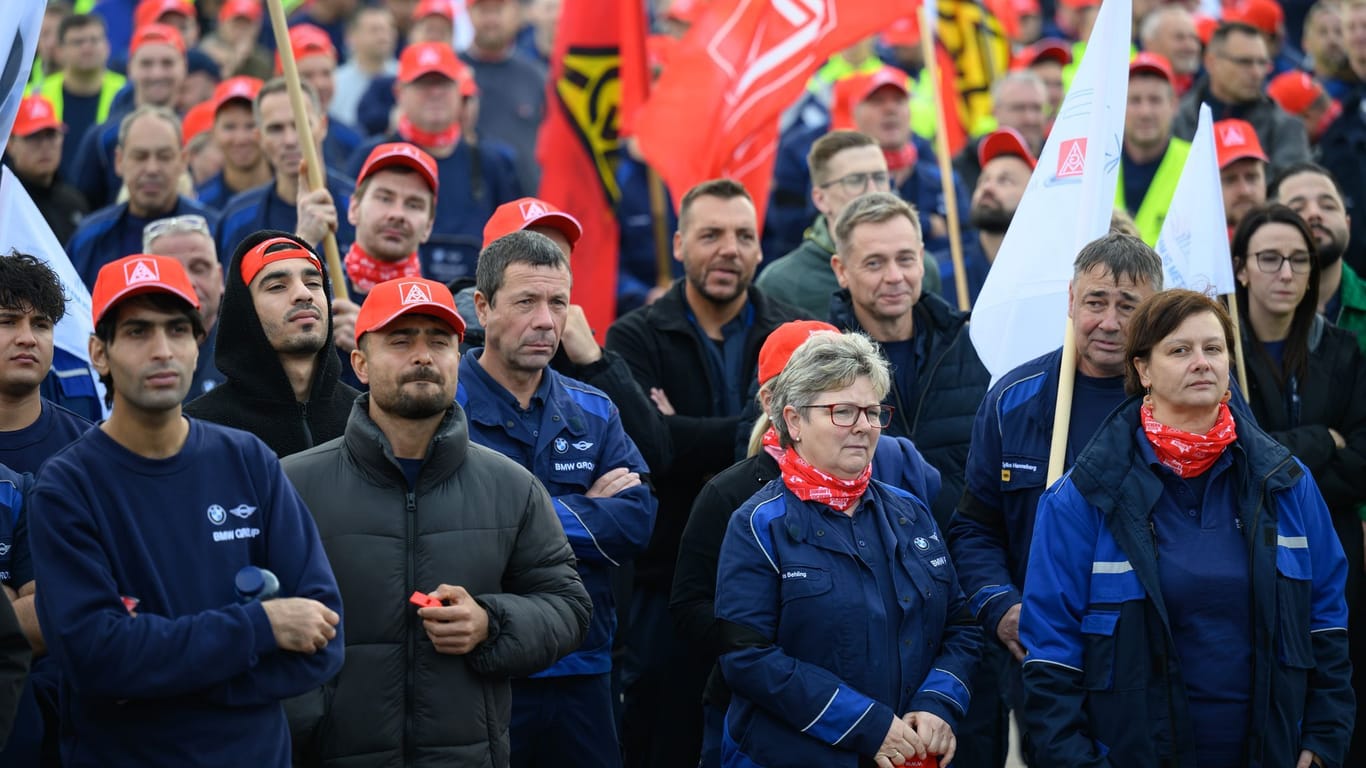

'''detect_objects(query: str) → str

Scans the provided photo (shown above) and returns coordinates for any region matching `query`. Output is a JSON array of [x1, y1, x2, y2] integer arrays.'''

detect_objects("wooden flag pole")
[[1046, 321, 1078, 486], [920, 2, 970, 311], [264, 0, 348, 302], [1226, 293, 1249, 395], [647, 167, 673, 289]]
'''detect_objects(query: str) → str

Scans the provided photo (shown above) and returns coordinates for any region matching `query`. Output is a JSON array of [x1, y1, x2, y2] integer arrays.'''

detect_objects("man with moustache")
[[185, 231, 359, 458], [282, 276, 591, 767], [1271, 162, 1366, 349], [607, 178, 805, 768], [969, 128, 1035, 266], [1116, 53, 1190, 246], [67, 105, 217, 291]]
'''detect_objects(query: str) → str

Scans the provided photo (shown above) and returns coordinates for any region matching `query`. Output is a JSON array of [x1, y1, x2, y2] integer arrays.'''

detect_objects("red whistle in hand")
[[409, 591, 442, 609]]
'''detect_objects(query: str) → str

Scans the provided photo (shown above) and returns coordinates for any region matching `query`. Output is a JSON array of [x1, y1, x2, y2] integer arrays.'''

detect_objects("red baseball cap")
[[881, 16, 920, 47], [239, 235, 324, 286], [92, 254, 200, 325], [482, 197, 584, 249], [1129, 51, 1174, 84], [758, 320, 840, 385], [355, 277, 466, 343], [1267, 71, 1326, 115], [130, 23, 187, 57], [1225, 0, 1284, 36], [1213, 119, 1268, 169], [219, 0, 262, 23], [414, 0, 455, 21], [397, 42, 467, 85], [212, 75, 263, 115], [1193, 14, 1219, 46], [356, 142, 440, 195], [275, 24, 336, 75], [135, 0, 194, 30], [830, 66, 911, 130], [182, 101, 215, 146], [12, 95, 63, 137], [1058, 0, 1100, 8], [978, 127, 1037, 170], [1011, 38, 1073, 70]]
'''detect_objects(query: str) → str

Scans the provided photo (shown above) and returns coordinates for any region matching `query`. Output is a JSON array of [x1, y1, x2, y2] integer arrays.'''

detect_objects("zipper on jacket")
[[299, 401, 313, 449], [405, 489, 417, 765]]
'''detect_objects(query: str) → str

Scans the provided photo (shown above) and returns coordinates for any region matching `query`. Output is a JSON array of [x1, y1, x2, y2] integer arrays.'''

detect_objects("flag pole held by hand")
[[920, 2, 971, 312], [1046, 322, 1078, 485], [264, 0, 349, 302]]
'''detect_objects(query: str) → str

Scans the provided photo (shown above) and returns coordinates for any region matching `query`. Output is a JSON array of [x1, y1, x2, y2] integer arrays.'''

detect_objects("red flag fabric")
[[633, 0, 917, 227], [536, 0, 649, 339]]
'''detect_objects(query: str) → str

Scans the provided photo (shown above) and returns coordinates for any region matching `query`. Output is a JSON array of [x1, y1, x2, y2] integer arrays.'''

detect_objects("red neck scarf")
[[884, 143, 919, 173], [344, 242, 422, 294], [761, 425, 783, 461], [397, 115, 460, 153], [1141, 401, 1238, 478], [778, 445, 871, 513]]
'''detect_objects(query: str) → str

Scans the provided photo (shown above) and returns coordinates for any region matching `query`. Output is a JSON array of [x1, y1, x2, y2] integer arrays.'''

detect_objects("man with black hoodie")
[[185, 230, 358, 457]]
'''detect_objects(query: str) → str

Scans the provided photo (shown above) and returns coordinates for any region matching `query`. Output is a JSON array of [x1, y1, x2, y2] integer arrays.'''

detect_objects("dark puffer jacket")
[[829, 290, 990, 528], [282, 398, 592, 767], [184, 230, 359, 458]]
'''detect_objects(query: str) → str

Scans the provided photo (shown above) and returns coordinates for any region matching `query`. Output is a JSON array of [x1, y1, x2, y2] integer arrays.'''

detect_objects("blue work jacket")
[[715, 479, 981, 768], [456, 350, 656, 677], [1020, 398, 1354, 768]]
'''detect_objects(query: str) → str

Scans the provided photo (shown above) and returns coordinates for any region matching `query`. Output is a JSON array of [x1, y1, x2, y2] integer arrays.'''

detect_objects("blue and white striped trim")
[[918, 667, 971, 715], [801, 685, 877, 745], [747, 493, 786, 573], [556, 498, 619, 567]]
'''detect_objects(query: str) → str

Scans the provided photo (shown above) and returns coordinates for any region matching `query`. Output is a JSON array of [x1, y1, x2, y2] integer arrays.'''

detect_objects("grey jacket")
[[282, 398, 592, 767], [1172, 77, 1311, 172]]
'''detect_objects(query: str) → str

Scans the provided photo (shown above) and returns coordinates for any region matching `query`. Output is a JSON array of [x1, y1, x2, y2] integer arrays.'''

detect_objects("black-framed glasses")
[[800, 403, 895, 428], [817, 171, 892, 193], [1253, 250, 1312, 275]]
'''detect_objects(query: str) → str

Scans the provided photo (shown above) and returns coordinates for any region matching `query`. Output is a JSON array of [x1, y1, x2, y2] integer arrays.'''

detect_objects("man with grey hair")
[[947, 232, 1164, 766], [67, 105, 217, 290], [1139, 6, 1203, 95], [953, 71, 1048, 192], [144, 214, 226, 398], [829, 191, 987, 528]]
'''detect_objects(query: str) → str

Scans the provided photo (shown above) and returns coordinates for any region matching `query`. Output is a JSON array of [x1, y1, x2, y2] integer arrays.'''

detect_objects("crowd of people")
[[1, 0, 1366, 767]]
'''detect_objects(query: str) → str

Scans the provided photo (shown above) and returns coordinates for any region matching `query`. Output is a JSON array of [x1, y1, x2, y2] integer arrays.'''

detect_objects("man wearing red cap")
[[28, 252, 344, 767], [278, 24, 365, 171], [458, 229, 656, 768], [1268, 70, 1344, 146], [1173, 21, 1311, 173], [186, 230, 361, 457], [39, 13, 124, 180], [1138, 6, 1203, 96], [332, 7, 398, 129], [4, 95, 91, 244], [195, 76, 271, 211], [71, 23, 187, 211], [969, 128, 1035, 265], [348, 42, 522, 285], [287, 0, 356, 65], [67, 105, 219, 291], [214, 78, 355, 268], [1010, 39, 1071, 125], [281, 275, 590, 768], [134, 0, 199, 48], [1116, 53, 1190, 246], [1225, 0, 1300, 76], [462, 0, 547, 193], [1214, 117, 1270, 232]]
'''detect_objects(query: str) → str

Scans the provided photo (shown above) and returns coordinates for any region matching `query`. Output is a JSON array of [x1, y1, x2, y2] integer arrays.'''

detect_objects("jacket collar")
[[343, 395, 471, 487], [458, 349, 589, 438], [803, 215, 836, 255], [829, 289, 968, 340]]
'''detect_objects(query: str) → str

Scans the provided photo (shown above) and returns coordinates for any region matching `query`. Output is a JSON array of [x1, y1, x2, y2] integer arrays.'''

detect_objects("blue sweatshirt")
[[456, 351, 656, 676], [0, 399, 90, 476], [29, 419, 344, 767]]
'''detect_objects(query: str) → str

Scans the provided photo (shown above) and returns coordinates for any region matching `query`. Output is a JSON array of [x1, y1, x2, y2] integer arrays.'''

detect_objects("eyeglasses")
[[801, 402, 895, 429], [143, 214, 211, 252], [1217, 53, 1270, 70], [818, 171, 892, 193], [1253, 250, 1312, 274]]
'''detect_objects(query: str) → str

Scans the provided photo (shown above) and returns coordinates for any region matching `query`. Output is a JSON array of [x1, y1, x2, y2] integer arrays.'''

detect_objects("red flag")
[[536, 0, 649, 339], [633, 0, 917, 226]]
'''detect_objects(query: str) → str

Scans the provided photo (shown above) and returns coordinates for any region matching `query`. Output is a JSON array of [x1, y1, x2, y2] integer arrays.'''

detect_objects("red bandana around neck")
[[344, 242, 422, 294], [761, 425, 784, 462], [1141, 401, 1238, 479], [884, 143, 919, 173], [778, 445, 871, 513], [397, 115, 460, 153]]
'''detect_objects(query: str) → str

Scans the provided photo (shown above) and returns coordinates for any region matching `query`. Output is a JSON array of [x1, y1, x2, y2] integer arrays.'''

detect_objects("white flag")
[[1153, 104, 1237, 296], [968, 0, 1133, 381], [0, 3, 43, 142]]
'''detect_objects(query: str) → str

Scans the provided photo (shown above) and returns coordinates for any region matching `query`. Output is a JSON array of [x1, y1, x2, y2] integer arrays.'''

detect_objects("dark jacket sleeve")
[[468, 479, 592, 678], [908, 534, 982, 732], [0, 595, 28, 752], [670, 474, 741, 660], [559, 349, 674, 474]]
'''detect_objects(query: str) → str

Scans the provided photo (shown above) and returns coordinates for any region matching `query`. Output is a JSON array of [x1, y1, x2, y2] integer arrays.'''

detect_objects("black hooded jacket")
[[185, 229, 359, 458]]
